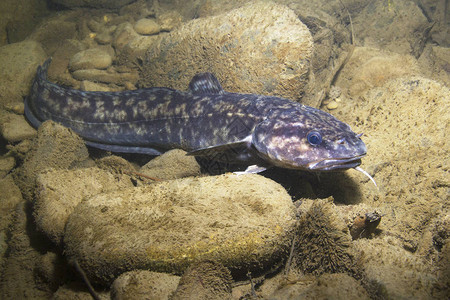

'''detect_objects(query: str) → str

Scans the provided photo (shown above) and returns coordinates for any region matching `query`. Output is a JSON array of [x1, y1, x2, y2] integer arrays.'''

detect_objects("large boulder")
[[141, 1, 313, 101], [64, 174, 297, 285], [0, 40, 46, 110]]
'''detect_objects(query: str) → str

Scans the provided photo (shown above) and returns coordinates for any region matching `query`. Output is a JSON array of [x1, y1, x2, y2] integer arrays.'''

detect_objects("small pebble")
[[134, 18, 160, 35], [80, 80, 111, 92], [95, 31, 113, 44], [327, 100, 339, 110], [69, 48, 112, 71]]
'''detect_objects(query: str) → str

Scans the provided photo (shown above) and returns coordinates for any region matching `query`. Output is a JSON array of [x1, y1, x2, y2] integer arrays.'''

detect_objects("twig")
[[72, 259, 101, 300], [284, 234, 296, 275], [339, 0, 355, 45], [247, 271, 257, 297]]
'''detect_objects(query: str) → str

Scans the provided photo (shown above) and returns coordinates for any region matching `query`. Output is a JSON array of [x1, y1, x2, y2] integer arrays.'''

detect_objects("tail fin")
[[37, 57, 52, 80], [24, 58, 52, 129]]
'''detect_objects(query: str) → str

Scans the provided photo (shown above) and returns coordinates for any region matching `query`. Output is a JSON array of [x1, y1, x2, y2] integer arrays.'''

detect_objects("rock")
[[436, 241, 450, 299], [342, 77, 449, 243], [116, 35, 159, 68], [331, 76, 448, 298], [111, 270, 180, 300], [13, 121, 90, 202], [34, 167, 133, 246], [95, 30, 113, 45], [0, 156, 15, 179], [50, 0, 135, 9], [335, 47, 420, 97], [157, 11, 182, 32], [140, 149, 201, 180], [353, 0, 429, 57], [0, 175, 23, 232], [72, 69, 139, 85], [0, 231, 6, 267], [0, 201, 50, 299], [172, 261, 232, 300], [45, 39, 85, 87], [52, 282, 109, 299], [113, 22, 139, 50], [87, 19, 102, 33], [326, 100, 338, 110], [80, 80, 112, 92], [418, 45, 450, 86], [64, 174, 296, 285], [69, 48, 113, 71], [353, 238, 437, 299], [270, 273, 370, 300], [34, 251, 67, 291], [0, 0, 49, 47], [292, 198, 359, 277], [0, 40, 46, 109], [28, 17, 77, 55], [141, 1, 313, 101], [95, 155, 136, 174], [134, 18, 160, 35], [0, 111, 36, 143]]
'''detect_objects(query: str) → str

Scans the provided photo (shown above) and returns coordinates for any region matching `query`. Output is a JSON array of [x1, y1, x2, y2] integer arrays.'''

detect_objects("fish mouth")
[[307, 154, 366, 171]]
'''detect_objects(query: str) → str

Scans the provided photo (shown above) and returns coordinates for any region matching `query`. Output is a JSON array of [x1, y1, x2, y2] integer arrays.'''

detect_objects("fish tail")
[[25, 58, 52, 128], [37, 57, 52, 80]]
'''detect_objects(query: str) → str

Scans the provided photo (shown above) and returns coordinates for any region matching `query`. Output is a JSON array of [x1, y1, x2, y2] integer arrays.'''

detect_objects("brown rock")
[[34, 167, 133, 246], [72, 69, 139, 85], [13, 121, 90, 202], [134, 18, 160, 35], [69, 48, 113, 71], [140, 149, 201, 180], [172, 261, 232, 300], [141, 1, 313, 101], [64, 174, 296, 285], [0, 112, 36, 143], [111, 270, 180, 300], [0, 40, 46, 109]]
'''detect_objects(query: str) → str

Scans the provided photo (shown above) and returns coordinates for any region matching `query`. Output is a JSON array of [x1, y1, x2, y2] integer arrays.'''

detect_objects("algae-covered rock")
[[13, 121, 90, 202], [140, 149, 201, 180], [34, 167, 134, 246], [0, 40, 46, 109], [0, 112, 36, 143], [334, 47, 420, 97], [64, 174, 296, 285], [292, 198, 358, 277], [141, 1, 313, 101], [353, 238, 437, 299], [270, 273, 370, 300], [69, 48, 113, 71], [111, 270, 180, 300], [172, 261, 232, 300]]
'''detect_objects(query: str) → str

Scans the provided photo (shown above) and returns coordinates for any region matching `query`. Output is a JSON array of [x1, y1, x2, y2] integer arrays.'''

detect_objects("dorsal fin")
[[188, 72, 225, 95]]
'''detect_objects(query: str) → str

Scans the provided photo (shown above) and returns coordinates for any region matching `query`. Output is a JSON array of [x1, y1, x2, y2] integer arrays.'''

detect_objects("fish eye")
[[307, 130, 322, 146]]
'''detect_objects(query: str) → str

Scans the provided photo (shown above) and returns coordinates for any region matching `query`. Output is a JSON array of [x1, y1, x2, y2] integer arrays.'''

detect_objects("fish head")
[[252, 107, 367, 171]]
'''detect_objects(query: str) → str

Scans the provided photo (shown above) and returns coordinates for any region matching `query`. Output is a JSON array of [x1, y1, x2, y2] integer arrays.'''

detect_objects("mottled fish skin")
[[25, 59, 367, 171]]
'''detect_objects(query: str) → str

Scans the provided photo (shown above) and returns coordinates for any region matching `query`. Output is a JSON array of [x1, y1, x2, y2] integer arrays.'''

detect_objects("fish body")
[[25, 59, 368, 172]]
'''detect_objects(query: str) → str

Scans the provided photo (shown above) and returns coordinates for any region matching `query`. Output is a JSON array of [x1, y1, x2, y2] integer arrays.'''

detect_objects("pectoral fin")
[[233, 165, 267, 175], [186, 141, 249, 157]]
